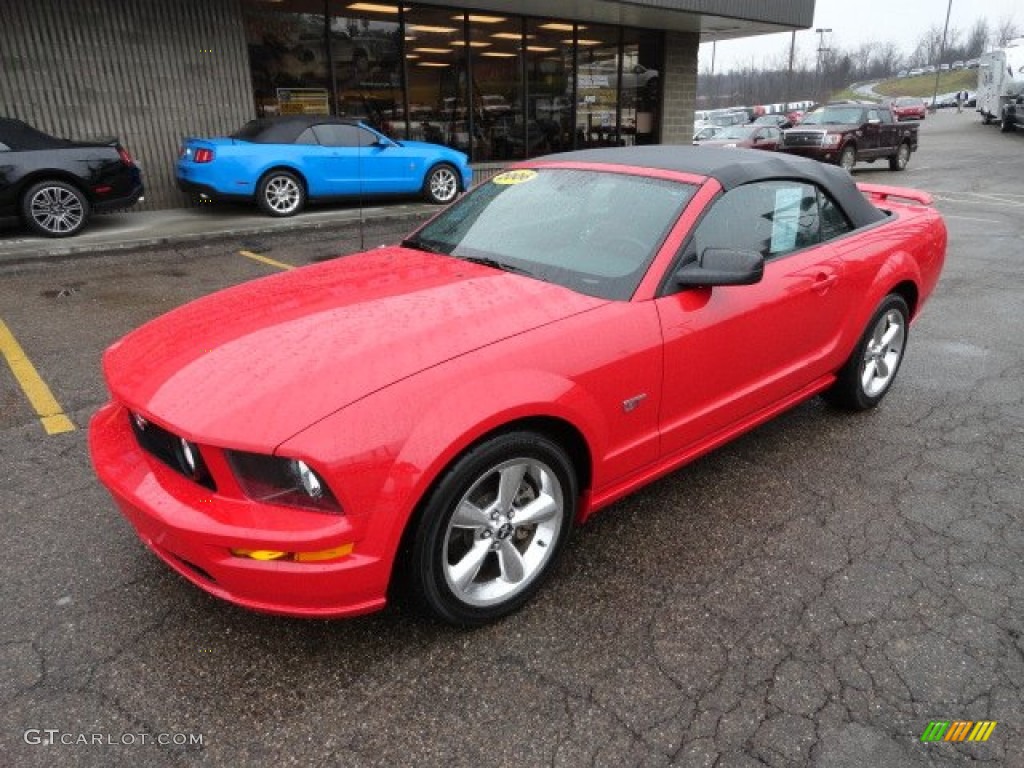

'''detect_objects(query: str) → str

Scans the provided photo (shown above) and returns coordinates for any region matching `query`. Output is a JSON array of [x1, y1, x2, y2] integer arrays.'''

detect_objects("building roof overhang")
[[409, 0, 815, 41]]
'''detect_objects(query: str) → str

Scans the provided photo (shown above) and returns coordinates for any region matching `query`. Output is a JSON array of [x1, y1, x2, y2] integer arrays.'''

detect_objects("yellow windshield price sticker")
[[493, 169, 538, 185]]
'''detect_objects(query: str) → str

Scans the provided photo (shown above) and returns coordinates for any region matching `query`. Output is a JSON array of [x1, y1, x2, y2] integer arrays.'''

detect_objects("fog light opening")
[[231, 543, 354, 563]]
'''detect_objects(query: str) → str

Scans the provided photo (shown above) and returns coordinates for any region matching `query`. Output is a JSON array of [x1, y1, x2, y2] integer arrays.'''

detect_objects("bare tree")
[[994, 15, 1021, 47], [966, 19, 989, 57]]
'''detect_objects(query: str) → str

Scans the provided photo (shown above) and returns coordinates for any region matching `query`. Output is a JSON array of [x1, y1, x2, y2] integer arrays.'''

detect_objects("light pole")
[[931, 0, 953, 112], [816, 28, 832, 104]]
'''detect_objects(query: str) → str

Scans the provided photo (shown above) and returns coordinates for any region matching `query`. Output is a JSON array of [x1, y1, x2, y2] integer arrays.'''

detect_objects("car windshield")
[[404, 168, 696, 301], [799, 107, 865, 125], [894, 98, 920, 106], [716, 125, 755, 140]]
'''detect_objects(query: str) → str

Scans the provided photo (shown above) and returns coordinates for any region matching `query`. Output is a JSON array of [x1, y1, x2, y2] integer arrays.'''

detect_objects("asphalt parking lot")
[[1, 110, 1023, 768]]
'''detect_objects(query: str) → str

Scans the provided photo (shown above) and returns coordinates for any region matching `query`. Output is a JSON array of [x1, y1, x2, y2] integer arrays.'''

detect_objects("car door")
[[861, 108, 883, 158], [309, 123, 365, 196], [752, 127, 780, 150], [655, 180, 858, 458]]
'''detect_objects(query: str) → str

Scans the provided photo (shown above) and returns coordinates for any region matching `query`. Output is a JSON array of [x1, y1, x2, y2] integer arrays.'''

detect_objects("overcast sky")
[[698, 0, 1022, 73]]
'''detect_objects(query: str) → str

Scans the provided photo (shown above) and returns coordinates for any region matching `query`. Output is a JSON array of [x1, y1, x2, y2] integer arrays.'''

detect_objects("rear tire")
[[824, 294, 909, 411], [257, 170, 305, 217], [21, 180, 90, 237], [888, 142, 911, 171]]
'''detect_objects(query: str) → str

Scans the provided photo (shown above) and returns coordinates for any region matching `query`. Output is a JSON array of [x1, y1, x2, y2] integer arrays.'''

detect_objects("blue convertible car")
[[176, 116, 472, 216]]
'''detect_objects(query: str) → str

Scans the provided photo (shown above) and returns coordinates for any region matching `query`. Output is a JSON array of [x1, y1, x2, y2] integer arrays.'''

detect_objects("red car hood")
[[104, 247, 605, 450]]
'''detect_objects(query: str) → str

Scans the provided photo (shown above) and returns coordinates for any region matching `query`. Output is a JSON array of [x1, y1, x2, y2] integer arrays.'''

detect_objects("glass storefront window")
[[469, 14, 522, 162], [525, 20, 574, 157], [328, 3, 402, 136], [241, 1, 664, 158], [402, 7, 467, 152], [244, 0, 331, 118], [622, 28, 663, 146], [575, 25, 621, 149]]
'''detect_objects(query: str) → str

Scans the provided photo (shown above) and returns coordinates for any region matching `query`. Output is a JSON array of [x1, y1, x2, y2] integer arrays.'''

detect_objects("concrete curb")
[[0, 204, 436, 268]]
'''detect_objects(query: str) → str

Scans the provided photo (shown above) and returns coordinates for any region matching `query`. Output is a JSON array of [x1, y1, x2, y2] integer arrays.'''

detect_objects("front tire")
[[257, 170, 305, 217], [22, 180, 90, 237], [888, 142, 911, 171], [409, 432, 576, 626], [825, 294, 909, 411], [422, 163, 459, 205], [839, 145, 857, 172], [1000, 114, 1013, 133]]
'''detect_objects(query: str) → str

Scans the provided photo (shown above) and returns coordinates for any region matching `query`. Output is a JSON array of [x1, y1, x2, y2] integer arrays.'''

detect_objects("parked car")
[[176, 116, 472, 216], [890, 96, 927, 121], [0, 117, 143, 237], [752, 114, 793, 129], [91, 146, 946, 626], [779, 103, 919, 172], [694, 123, 781, 150], [692, 124, 724, 142]]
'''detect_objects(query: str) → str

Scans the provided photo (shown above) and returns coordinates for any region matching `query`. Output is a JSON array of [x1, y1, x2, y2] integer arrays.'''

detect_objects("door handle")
[[813, 273, 838, 293]]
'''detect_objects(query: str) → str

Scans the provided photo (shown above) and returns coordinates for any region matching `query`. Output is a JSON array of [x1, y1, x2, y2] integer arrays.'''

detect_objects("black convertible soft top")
[[231, 116, 361, 144], [0, 118, 73, 150], [536, 146, 887, 229]]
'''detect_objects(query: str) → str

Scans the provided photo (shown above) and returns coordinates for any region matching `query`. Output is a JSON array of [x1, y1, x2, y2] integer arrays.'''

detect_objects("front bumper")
[[778, 146, 839, 164], [88, 402, 389, 618]]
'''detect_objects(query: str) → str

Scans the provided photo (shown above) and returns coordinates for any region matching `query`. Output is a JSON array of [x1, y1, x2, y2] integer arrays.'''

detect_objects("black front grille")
[[783, 132, 824, 148], [130, 414, 216, 490]]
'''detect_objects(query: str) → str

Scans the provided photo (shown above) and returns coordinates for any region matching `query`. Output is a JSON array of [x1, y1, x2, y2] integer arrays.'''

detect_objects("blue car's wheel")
[[423, 164, 459, 205], [257, 170, 305, 217]]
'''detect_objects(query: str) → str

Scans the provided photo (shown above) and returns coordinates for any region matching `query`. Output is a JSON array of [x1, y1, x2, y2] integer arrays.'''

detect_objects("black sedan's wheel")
[[825, 294, 909, 411], [257, 170, 305, 217], [22, 181, 90, 237], [423, 163, 459, 205], [839, 146, 857, 172], [410, 432, 575, 626], [888, 142, 911, 171]]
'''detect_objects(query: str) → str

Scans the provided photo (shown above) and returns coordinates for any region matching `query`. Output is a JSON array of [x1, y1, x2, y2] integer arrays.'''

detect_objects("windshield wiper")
[[460, 256, 534, 277], [401, 236, 447, 254]]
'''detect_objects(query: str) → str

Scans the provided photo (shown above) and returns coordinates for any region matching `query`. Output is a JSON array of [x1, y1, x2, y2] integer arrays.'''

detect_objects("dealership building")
[[1, 0, 813, 209]]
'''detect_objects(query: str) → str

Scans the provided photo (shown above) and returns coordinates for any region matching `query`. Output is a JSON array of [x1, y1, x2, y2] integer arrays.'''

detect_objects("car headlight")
[[226, 450, 342, 514], [823, 134, 841, 147]]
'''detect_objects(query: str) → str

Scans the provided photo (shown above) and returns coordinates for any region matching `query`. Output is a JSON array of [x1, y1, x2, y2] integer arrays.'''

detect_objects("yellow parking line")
[[238, 250, 295, 271], [0, 318, 75, 435]]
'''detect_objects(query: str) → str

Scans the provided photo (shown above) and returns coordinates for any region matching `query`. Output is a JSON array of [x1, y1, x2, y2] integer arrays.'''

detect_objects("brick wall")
[[660, 30, 700, 145], [0, 0, 255, 209]]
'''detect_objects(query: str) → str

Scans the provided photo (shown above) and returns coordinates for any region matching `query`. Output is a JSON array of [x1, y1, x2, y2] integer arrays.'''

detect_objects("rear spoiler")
[[857, 183, 933, 206]]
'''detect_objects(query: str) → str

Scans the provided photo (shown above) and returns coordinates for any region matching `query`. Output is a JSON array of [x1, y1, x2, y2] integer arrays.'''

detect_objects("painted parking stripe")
[[0, 318, 75, 435], [238, 250, 295, 271]]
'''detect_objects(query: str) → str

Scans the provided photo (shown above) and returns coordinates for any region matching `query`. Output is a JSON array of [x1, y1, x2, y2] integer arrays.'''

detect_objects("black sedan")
[[0, 118, 143, 237]]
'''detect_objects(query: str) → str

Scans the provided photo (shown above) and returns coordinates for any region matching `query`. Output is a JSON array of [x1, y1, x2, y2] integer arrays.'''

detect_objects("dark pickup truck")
[[778, 103, 918, 172]]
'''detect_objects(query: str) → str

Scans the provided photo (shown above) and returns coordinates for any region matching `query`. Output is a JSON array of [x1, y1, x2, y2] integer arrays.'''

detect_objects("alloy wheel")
[[29, 185, 85, 235], [429, 167, 458, 203], [860, 308, 905, 397], [442, 458, 564, 608], [264, 176, 301, 214]]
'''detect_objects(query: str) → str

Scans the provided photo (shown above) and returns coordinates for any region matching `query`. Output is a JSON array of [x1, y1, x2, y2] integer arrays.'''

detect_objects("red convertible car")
[[90, 147, 946, 626]]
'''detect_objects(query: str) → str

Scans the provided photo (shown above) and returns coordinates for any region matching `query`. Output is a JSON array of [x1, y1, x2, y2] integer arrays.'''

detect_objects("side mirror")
[[633, 65, 645, 74], [675, 248, 764, 287], [373, 137, 397, 149]]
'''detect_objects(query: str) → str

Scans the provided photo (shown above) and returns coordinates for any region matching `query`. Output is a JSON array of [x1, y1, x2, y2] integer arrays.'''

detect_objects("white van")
[[977, 39, 1024, 129]]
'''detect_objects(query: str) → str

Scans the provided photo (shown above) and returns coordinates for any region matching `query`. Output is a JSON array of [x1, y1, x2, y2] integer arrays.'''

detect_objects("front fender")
[[278, 366, 609, 578]]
